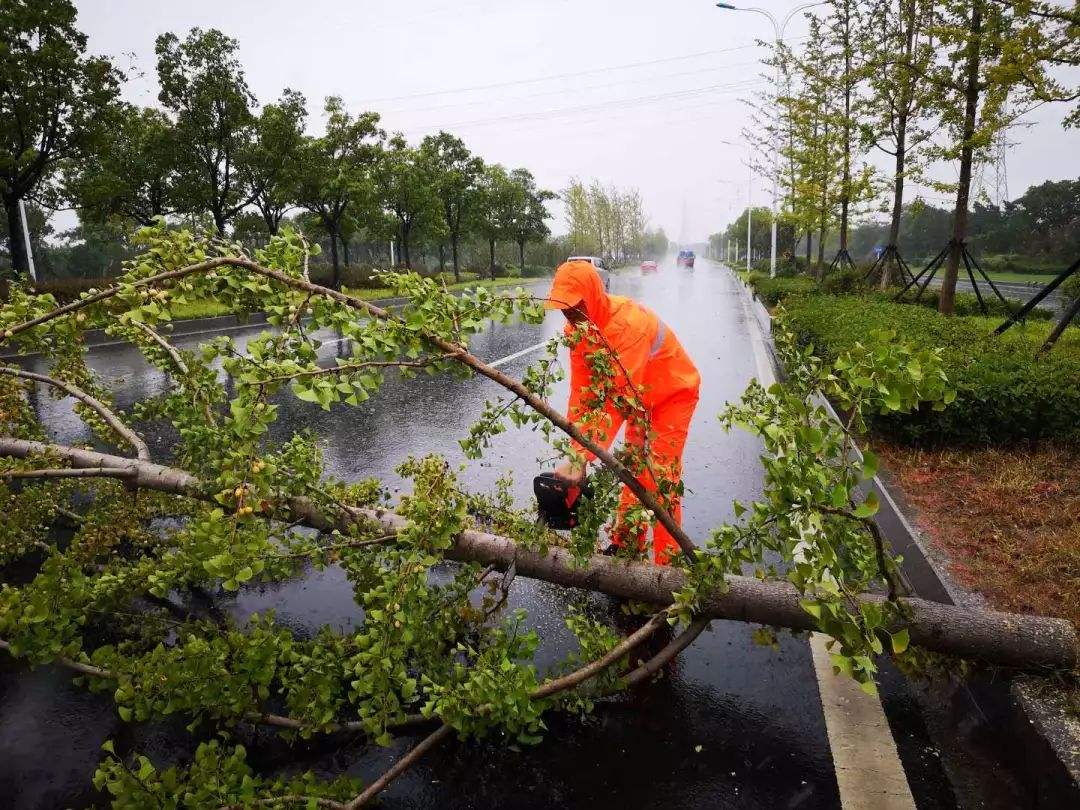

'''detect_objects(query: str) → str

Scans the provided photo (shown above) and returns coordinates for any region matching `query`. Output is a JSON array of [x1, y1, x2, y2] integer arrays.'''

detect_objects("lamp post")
[[716, 2, 824, 277]]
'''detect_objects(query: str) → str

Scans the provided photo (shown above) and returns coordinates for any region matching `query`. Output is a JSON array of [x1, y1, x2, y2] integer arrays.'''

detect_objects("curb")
[[735, 273, 1080, 807]]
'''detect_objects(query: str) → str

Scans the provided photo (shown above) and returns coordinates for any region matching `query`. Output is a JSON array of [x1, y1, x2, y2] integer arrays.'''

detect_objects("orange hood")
[[544, 260, 612, 328]]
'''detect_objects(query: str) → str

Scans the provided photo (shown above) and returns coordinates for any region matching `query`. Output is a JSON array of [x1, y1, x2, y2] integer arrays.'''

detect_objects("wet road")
[[0, 261, 1013, 809]]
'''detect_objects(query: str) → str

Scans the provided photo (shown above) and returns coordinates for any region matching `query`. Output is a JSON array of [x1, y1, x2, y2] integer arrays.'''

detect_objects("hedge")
[[743, 271, 1052, 320], [781, 295, 1080, 444]]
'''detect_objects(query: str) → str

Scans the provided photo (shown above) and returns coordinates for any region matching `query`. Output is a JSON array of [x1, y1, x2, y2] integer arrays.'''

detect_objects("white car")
[[567, 256, 611, 290]]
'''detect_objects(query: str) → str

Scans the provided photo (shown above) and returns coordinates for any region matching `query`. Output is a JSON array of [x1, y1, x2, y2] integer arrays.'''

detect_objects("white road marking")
[[731, 267, 916, 810], [487, 341, 548, 369]]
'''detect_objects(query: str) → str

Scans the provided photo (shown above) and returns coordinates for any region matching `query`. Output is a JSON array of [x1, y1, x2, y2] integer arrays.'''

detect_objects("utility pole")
[[18, 199, 37, 284], [746, 160, 753, 272], [717, 1, 825, 277]]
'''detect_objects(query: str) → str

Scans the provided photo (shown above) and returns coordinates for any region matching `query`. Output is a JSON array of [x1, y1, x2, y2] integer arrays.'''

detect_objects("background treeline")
[[712, 177, 1080, 273], [712, 0, 1078, 313], [0, 1, 667, 291]]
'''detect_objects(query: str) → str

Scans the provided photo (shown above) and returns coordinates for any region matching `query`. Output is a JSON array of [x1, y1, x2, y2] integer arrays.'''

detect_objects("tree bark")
[[3, 195, 29, 279], [400, 222, 412, 270], [451, 234, 461, 283], [329, 231, 341, 290], [488, 238, 496, 277], [343, 237, 351, 268], [518, 239, 526, 273], [941, 3, 983, 316], [2, 437, 1076, 672], [882, 0, 918, 291], [838, 0, 853, 254]]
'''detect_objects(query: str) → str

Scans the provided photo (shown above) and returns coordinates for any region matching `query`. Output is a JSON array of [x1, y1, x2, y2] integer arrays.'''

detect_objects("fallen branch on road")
[[2, 437, 1074, 672]]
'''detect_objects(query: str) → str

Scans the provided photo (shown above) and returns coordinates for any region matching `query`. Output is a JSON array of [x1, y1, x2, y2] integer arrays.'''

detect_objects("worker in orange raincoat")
[[546, 259, 701, 565]]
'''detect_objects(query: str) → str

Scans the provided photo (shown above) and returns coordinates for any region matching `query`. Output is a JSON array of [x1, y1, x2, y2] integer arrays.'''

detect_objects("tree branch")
[[1, 466, 137, 481], [0, 437, 1076, 671], [0, 367, 149, 461], [0, 257, 695, 560]]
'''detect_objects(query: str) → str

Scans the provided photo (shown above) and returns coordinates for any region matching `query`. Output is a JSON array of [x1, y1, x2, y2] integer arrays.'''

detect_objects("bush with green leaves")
[[783, 295, 1080, 444]]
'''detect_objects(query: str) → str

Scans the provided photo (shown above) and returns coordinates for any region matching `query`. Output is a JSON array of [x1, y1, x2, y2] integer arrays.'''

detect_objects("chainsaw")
[[533, 471, 592, 530]]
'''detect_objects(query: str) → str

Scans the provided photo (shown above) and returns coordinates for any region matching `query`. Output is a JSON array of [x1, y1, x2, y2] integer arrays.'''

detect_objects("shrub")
[[744, 272, 817, 306], [821, 267, 866, 295], [501, 264, 523, 279], [782, 295, 1080, 444], [1063, 271, 1080, 305], [898, 288, 1053, 320], [521, 265, 552, 278]]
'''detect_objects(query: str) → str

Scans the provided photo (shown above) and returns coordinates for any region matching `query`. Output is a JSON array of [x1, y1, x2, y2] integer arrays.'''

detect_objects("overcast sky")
[[73, 0, 1079, 243]]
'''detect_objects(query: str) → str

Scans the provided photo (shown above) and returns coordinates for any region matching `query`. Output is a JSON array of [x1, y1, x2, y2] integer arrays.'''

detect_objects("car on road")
[[676, 249, 695, 269], [567, 255, 611, 289], [641, 260, 658, 273]]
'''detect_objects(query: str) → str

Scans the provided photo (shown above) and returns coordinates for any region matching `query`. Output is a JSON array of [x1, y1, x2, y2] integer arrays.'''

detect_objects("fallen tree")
[[2, 436, 1076, 671], [0, 223, 1074, 807]]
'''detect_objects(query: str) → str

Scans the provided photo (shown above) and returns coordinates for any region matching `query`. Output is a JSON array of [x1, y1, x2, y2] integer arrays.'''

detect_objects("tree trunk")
[[329, 231, 341, 290], [941, 3, 983, 317], [401, 222, 412, 270], [838, 0, 853, 253], [212, 206, 228, 236], [488, 238, 496, 277], [882, 122, 909, 290], [451, 234, 461, 283], [438, 244, 445, 273], [805, 230, 813, 269], [3, 437, 1077, 672], [816, 227, 827, 278], [3, 195, 29, 279], [518, 239, 526, 274], [343, 237, 351, 268]]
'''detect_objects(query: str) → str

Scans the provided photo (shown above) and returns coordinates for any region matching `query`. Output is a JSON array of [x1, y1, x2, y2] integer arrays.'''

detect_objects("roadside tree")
[[0, 0, 121, 278], [64, 105, 178, 228], [419, 132, 484, 282], [155, 27, 258, 235], [294, 97, 383, 289]]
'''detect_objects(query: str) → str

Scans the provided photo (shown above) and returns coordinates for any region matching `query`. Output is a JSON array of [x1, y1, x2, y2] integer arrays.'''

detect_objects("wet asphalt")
[[0, 261, 1023, 809]]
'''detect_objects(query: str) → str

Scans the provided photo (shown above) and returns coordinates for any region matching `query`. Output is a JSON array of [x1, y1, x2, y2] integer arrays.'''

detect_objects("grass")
[[875, 440, 1080, 628]]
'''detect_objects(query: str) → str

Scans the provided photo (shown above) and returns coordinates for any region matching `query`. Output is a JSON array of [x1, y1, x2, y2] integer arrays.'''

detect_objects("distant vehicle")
[[567, 255, 611, 290], [676, 250, 695, 269], [641, 260, 658, 273]]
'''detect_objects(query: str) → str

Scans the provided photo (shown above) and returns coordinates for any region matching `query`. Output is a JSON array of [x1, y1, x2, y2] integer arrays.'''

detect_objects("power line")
[[351, 42, 771, 106], [378, 60, 763, 115], [399, 79, 764, 134]]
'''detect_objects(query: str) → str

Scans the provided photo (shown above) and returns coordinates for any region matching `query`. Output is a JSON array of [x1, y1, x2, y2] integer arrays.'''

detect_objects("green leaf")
[[861, 450, 878, 481], [890, 628, 910, 655], [853, 491, 879, 519], [118, 706, 132, 722]]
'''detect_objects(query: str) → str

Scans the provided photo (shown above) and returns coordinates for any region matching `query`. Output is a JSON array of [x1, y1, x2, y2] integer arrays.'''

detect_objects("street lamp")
[[717, 140, 753, 272], [716, 1, 825, 277]]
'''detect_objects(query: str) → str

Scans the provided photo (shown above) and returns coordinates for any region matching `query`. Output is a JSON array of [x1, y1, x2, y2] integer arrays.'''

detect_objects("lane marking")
[[487, 341, 548, 369], [732, 270, 916, 810]]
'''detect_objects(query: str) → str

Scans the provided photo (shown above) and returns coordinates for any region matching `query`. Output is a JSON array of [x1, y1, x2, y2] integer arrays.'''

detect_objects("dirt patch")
[[875, 441, 1080, 628]]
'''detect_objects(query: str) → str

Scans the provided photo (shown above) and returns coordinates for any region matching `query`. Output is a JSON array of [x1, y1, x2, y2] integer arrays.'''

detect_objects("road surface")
[[0, 260, 1035, 808]]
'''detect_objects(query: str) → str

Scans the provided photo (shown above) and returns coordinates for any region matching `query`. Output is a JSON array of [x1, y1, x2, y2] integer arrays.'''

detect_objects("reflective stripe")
[[649, 320, 667, 358]]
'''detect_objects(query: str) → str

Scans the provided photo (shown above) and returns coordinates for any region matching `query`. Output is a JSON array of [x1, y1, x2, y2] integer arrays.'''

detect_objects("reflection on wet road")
[[4, 262, 865, 808]]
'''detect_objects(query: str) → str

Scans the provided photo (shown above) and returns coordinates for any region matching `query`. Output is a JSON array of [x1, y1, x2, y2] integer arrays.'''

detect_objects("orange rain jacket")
[[545, 260, 701, 563]]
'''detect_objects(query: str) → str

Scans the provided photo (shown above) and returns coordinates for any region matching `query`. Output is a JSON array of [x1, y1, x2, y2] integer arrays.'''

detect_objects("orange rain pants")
[[545, 260, 701, 565]]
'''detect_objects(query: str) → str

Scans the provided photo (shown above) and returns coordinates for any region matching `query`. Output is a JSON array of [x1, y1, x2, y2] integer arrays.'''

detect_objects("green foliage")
[[680, 316, 954, 691], [820, 267, 866, 295], [744, 272, 818, 306], [93, 739, 361, 808], [783, 295, 1080, 443], [0, 222, 974, 804]]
